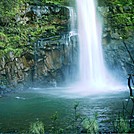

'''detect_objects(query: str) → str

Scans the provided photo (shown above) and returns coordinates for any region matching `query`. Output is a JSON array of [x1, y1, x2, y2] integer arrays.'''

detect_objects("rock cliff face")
[[0, 4, 78, 93], [103, 37, 134, 81], [99, 5, 134, 81], [0, 34, 78, 90]]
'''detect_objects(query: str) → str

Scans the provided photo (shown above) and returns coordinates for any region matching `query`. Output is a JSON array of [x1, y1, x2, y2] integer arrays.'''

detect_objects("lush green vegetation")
[[100, 0, 134, 39], [27, 103, 133, 134], [0, 0, 72, 59], [28, 103, 99, 134], [29, 120, 45, 134], [99, 0, 133, 6], [0, 0, 133, 59]]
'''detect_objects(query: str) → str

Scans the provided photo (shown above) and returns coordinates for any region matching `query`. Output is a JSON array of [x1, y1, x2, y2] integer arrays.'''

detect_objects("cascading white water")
[[68, 6, 76, 31], [28, 1, 125, 99], [66, 6, 77, 41], [76, 0, 112, 89]]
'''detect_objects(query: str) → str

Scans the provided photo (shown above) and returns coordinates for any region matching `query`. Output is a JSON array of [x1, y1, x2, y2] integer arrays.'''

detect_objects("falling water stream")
[[75, 0, 123, 92], [77, 0, 108, 87]]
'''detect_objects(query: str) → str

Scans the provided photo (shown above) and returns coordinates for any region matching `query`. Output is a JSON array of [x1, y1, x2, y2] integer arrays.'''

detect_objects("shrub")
[[29, 120, 45, 134]]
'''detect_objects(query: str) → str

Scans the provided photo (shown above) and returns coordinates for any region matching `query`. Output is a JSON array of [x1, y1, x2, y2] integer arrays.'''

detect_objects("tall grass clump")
[[29, 120, 45, 134]]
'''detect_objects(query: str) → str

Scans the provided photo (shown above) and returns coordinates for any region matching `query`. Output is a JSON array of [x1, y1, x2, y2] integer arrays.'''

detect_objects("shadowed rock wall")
[[99, 5, 134, 81]]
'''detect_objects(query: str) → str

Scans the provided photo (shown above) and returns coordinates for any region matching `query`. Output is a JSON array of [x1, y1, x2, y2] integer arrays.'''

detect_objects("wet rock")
[[25, 4, 66, 17], [123, 6, 131, 12], [0, 32, 78, 88], [104, 37, 134, 80]]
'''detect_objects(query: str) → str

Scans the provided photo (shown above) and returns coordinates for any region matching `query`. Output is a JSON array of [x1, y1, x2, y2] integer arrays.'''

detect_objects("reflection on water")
[[0, 87, 131, 133]]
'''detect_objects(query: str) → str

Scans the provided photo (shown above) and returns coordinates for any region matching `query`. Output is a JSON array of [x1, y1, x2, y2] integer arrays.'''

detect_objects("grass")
[[29, 120, 45, 134], [28, 101, 134, 134]]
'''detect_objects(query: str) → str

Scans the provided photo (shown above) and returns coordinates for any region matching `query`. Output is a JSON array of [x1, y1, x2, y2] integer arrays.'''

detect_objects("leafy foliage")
[[103, 0, 134, 39], [28, 103, 99, 134], [82, 115, 98, 134], [0, 0, 70, 59], [1, 0, 132, 59], [114, 115, 130, 133], [29, 121, 45, 134], [99, 0, 133, 6]]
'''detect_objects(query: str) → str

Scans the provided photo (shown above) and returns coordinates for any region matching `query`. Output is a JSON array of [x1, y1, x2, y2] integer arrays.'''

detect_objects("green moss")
[[99, 0, 133, 6], [99, 0, 133, 39], [0, 0, 67, 58], [106, 0, 133, 39]]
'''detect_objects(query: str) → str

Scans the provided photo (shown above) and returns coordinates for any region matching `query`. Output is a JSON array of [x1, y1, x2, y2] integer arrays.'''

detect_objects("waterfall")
[[76, 0, 112, 89], [68, 6, 76, 31], [66, 6, 77, 40]]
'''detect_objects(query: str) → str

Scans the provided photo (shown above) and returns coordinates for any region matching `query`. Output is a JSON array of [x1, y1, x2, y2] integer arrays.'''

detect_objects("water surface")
[[0, 87, 131, 133]]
